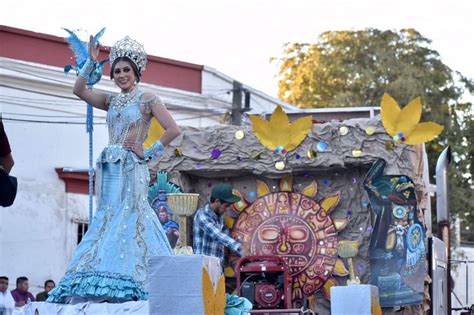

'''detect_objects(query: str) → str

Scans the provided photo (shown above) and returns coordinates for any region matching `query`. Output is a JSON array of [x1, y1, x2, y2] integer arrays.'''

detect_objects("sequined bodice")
[[107, 88, 151, 145]]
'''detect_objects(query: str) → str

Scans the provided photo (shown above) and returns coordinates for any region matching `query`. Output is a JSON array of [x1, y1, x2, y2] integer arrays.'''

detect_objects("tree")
[[274, 28, 473, 242]]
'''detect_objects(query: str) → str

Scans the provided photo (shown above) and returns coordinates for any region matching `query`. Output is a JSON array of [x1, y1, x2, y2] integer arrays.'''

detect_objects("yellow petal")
[[333, 258, 350, 276], [250, 106, 312, 152], [322, 277, 338, 300], [249, 115, 274, 149], [380, 93, 401, 136], [302, 181, 318, 198], [320, 192, 340, 214], [287, 115, 313, 151], [202, 268, 214, 315], [268, 106, 291, 150], [214, 275, 226, 315], [143, 118, 165, 149], [396, 97, 422, 137], [256, 180, 271, 197], [269, 106, 290, 128], [405, 122, 444, 145]]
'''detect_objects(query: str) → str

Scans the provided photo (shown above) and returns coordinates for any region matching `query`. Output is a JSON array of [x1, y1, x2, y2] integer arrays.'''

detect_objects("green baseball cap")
[[211, 183, 241, 204]]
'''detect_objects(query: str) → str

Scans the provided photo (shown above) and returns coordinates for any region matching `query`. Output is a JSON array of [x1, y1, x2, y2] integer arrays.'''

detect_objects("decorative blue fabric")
[[47, 272, 147, 301], [225, 293, 253, 315], [48, 151, 172, 303]]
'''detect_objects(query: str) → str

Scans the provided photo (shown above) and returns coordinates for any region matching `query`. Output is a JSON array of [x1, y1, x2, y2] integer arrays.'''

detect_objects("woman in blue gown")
[[48, 35, 181, 303]]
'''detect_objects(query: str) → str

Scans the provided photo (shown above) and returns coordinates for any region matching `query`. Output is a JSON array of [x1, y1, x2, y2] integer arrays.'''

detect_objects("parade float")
[[17, 28, 445, 314], [148, 93, 443, 314]]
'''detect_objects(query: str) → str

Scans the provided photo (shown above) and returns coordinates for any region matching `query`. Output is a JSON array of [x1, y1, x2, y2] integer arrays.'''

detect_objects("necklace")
[[113, 88, 139, 111]]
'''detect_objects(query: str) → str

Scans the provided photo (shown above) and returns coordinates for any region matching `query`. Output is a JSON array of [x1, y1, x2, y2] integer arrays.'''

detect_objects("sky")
[[2, 0, 473, 98]]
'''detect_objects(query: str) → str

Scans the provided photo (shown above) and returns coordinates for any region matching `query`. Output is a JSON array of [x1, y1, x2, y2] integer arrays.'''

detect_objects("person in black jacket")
[[0, 118, 17, 207], [0, 120, 14, 174]]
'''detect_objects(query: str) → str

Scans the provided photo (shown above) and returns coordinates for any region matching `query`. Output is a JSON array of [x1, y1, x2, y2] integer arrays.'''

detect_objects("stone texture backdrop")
[[150, 116, 430, 314]]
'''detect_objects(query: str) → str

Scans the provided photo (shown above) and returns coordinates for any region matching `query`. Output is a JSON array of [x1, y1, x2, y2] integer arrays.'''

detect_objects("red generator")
[[236, 255, 292, 310]]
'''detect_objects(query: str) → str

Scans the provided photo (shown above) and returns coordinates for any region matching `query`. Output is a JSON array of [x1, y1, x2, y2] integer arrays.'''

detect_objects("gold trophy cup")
[[167, 193, 199, 247], [337, 240, 361, 285]]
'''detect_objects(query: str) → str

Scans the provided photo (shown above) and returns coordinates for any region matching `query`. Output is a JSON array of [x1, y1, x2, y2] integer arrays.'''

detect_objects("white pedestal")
[[148, 255, 221, 315], [12, 301, 149, 315], [330, 284, 382, 315]]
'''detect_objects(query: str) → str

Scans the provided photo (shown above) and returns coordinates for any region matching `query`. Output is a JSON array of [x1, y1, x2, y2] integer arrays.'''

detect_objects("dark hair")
[[110, 57, 141, 83], [210, 196, 229, 205], [0, 276, 8, 281], [16, 276, 28, 285], [44, 279, 55, 287]]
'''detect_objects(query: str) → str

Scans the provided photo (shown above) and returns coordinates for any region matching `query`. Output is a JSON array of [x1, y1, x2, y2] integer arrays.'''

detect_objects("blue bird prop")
[[63, 27, 108, 86]]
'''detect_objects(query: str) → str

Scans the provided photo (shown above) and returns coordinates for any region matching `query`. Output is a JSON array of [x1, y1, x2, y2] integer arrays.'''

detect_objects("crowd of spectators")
[[0, 276, 55, 314]]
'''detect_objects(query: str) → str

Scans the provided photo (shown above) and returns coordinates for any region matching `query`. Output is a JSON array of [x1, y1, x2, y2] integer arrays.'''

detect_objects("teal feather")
[[63, 28, 89, 67], [92, 27, 106, 48], [148, 171, 182, 205], [62, 27, 107, 86]]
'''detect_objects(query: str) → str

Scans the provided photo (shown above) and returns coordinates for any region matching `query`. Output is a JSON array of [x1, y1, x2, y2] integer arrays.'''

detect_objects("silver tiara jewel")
[[109, 36, 147, 71]]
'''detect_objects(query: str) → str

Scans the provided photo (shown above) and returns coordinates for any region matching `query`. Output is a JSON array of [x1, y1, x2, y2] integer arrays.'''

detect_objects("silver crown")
[[109, 36, 147, 71]]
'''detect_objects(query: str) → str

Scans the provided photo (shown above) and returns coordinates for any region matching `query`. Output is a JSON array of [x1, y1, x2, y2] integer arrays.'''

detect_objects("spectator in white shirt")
[[0, 276, 14, 315]]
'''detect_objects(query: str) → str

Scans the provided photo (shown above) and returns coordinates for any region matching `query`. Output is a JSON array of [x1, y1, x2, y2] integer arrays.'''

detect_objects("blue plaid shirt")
[[193, 203, 242, 261]]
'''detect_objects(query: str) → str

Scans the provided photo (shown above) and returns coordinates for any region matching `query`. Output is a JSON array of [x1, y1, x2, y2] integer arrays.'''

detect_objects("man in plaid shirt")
[[193, 183, 244, 261]]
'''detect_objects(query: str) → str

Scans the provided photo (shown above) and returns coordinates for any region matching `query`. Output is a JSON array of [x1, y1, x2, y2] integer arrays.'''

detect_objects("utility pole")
[[231, 81, 243, 125]]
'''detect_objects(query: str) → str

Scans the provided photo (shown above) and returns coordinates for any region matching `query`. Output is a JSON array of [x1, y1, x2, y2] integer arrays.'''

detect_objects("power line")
[[2, 101, 93, 116], [0, 84, 79, 100], [0, 95, 84, 106], [2, 117, 106, 125], [176, 113, 223, 122], [1, 84, 233, 113], [0, 64, 77, 85], [2, 112, 224, 124], [2, 98, 229, 117], [1, 112, 106, 119]]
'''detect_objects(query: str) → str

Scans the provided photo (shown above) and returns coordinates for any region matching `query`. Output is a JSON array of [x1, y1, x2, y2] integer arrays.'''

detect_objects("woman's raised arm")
[[73, 35, 108, 111]]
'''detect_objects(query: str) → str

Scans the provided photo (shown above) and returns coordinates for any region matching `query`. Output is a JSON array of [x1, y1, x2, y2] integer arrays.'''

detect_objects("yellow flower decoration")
[[202, 268, 226, 315], [143, 118, 165, 149], [381, 93, 443, 145], [249, 106, 312, 151]]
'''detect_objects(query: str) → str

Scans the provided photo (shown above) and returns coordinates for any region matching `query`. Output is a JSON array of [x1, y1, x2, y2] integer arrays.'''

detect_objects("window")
[[77, 222, 89, 244]]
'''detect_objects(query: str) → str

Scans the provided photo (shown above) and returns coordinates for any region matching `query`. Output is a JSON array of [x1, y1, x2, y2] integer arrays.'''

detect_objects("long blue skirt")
[[48, 153, 172, 303]]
